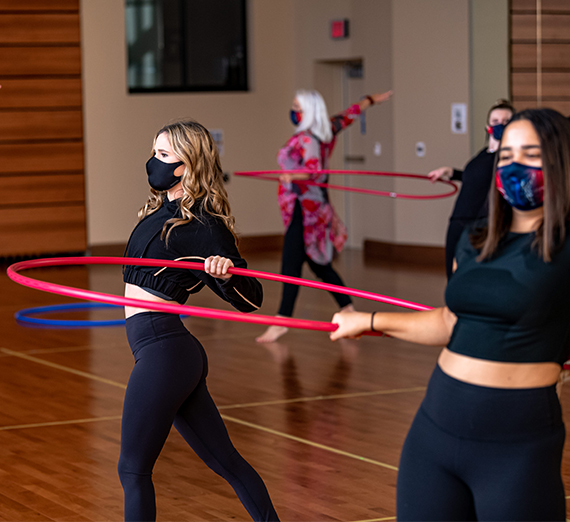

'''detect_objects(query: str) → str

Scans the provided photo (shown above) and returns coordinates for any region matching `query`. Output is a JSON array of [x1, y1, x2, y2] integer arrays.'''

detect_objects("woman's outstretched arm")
[[330, 306, 457, 346]]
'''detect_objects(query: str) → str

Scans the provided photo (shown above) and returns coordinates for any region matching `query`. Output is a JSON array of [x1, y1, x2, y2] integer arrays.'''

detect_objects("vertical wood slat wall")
[[0, 0, 86, 257], [511, 0, 570, 115]]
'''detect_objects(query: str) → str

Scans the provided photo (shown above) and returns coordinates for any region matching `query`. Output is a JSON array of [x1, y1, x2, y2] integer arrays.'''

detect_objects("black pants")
[[397, 365, 566, 521], [119, 312, 279, 522], [278, 200, 352, 317]]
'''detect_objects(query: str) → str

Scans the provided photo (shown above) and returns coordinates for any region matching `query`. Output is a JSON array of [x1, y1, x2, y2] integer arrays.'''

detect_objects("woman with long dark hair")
[[331, 108, 570, 520]]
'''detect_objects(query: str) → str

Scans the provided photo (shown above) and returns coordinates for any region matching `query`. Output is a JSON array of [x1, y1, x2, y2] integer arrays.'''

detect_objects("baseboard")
[[238, 234, 284, 253], [88, 244, 127, 257], [364, 239, 445, 267], [88, 234, 285, 258]]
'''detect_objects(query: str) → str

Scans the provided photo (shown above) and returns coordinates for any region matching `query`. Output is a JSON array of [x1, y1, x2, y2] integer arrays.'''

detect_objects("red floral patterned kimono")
[[277, 104, 361, 264]]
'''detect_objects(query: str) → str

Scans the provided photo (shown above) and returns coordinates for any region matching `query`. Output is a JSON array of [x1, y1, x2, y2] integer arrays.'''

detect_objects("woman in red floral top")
[[256, 89, 393, 343]]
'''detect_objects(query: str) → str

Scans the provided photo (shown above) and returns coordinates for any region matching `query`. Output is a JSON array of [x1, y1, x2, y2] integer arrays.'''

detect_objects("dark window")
[[126, 0, 248, 93]]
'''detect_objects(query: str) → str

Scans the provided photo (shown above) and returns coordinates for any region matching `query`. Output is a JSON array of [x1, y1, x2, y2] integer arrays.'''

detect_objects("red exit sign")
[[330, 19, 349, 39]]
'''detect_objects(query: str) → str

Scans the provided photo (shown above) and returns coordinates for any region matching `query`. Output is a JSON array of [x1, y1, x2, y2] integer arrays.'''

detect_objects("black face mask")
[[146, 156, 184, 191]]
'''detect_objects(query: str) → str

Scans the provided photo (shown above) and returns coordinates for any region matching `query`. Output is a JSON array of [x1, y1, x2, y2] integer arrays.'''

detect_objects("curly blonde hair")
[[139, 120, 236, 244]]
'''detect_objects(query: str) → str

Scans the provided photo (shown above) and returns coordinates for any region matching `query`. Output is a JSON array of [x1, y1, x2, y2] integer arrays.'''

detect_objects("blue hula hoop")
[[15, 303, 125, 327]]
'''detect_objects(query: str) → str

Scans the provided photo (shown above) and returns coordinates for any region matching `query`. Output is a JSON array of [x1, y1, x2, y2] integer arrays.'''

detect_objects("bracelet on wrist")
[[370, 311, 377, 332], [366, 95, 375, 106]]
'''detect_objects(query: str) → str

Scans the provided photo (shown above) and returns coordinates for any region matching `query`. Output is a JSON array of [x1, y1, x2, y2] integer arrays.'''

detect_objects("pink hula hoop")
[[7, 257, 432, 334], [234, 169, 458, 200]]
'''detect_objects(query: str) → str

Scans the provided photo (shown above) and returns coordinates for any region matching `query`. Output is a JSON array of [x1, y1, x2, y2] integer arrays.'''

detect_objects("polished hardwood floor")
[[1, 249, 569, 521]]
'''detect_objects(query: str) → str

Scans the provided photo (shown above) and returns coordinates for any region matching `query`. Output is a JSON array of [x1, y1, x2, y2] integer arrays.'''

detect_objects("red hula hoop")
[[234, 170, 458, 200], [7, 257, 433, 334]]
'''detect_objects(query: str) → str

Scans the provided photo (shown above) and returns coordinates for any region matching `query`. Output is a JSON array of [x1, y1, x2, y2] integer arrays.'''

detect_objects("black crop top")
[[123, 198, 262, 312], [445, 228, 570, 365]]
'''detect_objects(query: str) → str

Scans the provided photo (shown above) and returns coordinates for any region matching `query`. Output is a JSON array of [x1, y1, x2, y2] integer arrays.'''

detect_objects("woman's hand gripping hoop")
[[7, 257, 433, 335], [234, 169, 458, 200]]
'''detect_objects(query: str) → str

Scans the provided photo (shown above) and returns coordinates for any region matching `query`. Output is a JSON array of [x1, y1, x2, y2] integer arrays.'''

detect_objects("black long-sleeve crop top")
[[123, 198, 262, 312], [445, 228, 570, 366], [450, 148, 496, 222]]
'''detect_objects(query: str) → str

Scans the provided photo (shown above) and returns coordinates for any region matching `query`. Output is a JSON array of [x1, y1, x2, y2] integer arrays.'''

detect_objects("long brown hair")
[[138, 120, 236, 244], [472, 108, 570, 262]]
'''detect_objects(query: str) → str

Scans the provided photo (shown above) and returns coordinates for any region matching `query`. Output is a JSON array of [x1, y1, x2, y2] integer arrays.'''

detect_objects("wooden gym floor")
[[1, 249, 570, 521]]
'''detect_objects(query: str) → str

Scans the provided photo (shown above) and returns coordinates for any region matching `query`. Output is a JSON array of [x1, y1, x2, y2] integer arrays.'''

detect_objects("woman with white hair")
[[256, 88, 392, 343]]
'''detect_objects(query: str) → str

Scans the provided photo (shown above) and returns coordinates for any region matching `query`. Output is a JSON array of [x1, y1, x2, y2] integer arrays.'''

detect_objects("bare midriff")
[[124, 283, 176, 318], [438, 347, 561, 389]]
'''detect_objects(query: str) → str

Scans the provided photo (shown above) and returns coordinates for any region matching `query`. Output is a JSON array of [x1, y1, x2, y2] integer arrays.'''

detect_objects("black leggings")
[[119, 312, 279, 522], [397, 364, 566, 521], [278, 200, 352, 317]]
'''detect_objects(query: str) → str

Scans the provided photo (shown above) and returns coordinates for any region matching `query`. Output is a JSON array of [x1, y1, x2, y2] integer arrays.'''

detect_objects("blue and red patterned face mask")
[[487, 123, 507, 141], [290, 110, 302, 126], [496, 162, 544, 211]]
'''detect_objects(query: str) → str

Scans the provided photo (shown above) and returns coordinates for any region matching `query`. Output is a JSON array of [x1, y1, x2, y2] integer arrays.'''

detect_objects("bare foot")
[[256, 322, 289, 343]]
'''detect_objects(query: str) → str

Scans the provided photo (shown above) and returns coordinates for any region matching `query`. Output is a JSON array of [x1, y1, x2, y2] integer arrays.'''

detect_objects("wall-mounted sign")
[[451, 103, 467, 134], [331, 19, 349, 39]]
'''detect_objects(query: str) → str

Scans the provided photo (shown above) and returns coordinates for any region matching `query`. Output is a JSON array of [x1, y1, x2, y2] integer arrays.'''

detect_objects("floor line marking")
[[0, 415, 122, 431], [25, 344, 126, 355], [218, 387, 426, 410], [221, 414, 399, 472], [349, 518, 396, 522], [0, 347, 425, 410], [2, 347, 400, 471], [0, 348, 127, 389]]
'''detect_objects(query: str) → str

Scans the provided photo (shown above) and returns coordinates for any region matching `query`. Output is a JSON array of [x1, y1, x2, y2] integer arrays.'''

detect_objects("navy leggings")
[[278, 200, 352, 317], [119, 312, 279, 522], [397, 365, 566, 521]]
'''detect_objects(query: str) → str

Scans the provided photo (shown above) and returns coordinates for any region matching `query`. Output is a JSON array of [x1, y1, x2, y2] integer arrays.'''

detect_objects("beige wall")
[[81, 0, 509, 249], [470, 0, 510, 153], [292, 0, 394, 247], [81, 0, 295, 246]]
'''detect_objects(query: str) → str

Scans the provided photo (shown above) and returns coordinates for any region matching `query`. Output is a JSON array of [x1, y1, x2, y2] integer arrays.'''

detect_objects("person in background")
[[429, 99, 515, 278], [256, 88, 393, 343]]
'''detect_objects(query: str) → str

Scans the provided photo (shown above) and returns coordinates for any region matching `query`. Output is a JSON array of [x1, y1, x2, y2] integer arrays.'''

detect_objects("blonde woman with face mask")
[[121, 120, 279, 522], [428, 99, 515, 278]]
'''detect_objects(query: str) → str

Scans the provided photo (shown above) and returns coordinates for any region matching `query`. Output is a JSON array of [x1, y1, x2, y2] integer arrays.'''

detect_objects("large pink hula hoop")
[[7, 257, 432, 334], [234, 169, 458, 200]]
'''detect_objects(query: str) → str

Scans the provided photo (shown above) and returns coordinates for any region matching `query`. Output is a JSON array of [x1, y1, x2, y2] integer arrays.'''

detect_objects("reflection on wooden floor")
[[1, 249, 569, 521]]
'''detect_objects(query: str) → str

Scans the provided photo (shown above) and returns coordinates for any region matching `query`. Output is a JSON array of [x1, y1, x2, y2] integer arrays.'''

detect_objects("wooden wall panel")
[[0, 205, 86, 257], [0, 15, 80, 44], [510, 1, 570, 115], [511, 72, 570, 98], [516, 100, 570, 114], [0, 47, 81, 76], [0, 142, 84, 174], [0, 0, 78, 9], [0, 174, 84, 206], [0, 0, 86, 256], [0, 79, 82, 108], [511, 0, 570, 12], [511, 14, 570, 41], [0, 111, 82, 141], [512, 43, 570, 70]]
